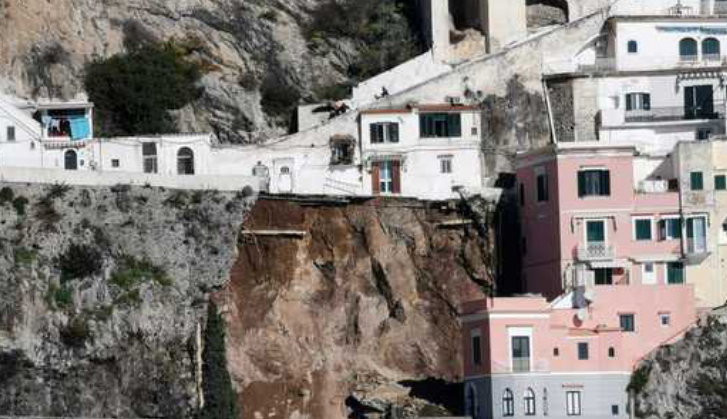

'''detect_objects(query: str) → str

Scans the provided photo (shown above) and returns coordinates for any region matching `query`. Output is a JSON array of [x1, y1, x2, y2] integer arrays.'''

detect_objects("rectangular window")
[[578, 169, 610, 197], [537, 173, 549, 202], [620, 314, 635, 332], [642, 262, 656, 285], [634, 218, 653, 241], [439, 156, 453, 174], [511, 336, 531, 372], [566, 391, 582, 416], [667, 262, 685, 284], [697, 128, 713, 141], [577, 342, 589, 360], [142, 142, 158, 174], [716, 175, 726, 191], [471, 331, 482, 366], [111, 159, 120, 168], [659, 218, 682, 240], [686, 216, 707, 254], [690, 172, 704, 191], [519, 183, 525, 207], [6, 126, 15, 142], [659, 312, 671, 327], [625, 93, 651, 111], [370, 122, 399, 144], [420, 113, 462, 138], [586, 220, 606, 243], [612, 405, 620, 416], [594, 268, 613, 285]]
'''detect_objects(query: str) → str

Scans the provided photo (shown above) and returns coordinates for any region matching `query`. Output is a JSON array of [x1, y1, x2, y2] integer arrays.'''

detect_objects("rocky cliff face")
[[631, 309, 727, 419], [218, 197, 493, 419], [0, 189, 495, 418], [0, 182, 254, 417], [0, 0, 361, 142]]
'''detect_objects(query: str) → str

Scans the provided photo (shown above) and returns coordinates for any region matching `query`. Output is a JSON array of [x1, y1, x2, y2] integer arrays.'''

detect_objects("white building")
[[544, 5, 727, 153]]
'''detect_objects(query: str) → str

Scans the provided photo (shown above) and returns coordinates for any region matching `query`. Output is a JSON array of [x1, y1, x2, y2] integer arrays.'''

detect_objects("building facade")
[[461, 284, 696, 419]]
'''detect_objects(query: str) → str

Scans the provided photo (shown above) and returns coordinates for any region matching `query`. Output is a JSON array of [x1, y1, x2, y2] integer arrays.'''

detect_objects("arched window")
[[503, 389, 515, 417], [177, 147, 195, 175], [64, 149, 78, 171], [466, 383, 479, 419], [679, 38, 698, 61], [703, 38, 721, 61], [524, 388, 537, 416], [627, 40, 638, 53]]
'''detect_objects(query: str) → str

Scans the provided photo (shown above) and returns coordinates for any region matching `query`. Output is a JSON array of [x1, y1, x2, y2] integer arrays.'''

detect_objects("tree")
[[84, 41, 203, 136], [198, 302, 238, 419]]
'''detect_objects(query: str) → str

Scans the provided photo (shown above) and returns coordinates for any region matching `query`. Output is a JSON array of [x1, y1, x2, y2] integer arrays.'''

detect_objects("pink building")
[[461, 285, 696, 419], [516, 143, 686, 299]]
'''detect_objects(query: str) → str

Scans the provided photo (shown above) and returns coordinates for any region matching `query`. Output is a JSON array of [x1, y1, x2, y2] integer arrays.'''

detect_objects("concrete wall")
[[0, 166, 260, 191]]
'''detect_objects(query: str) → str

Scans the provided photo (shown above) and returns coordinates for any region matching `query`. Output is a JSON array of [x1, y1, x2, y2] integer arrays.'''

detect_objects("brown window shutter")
[[392, 160, 401, 194], [372, 162, 380, 195]]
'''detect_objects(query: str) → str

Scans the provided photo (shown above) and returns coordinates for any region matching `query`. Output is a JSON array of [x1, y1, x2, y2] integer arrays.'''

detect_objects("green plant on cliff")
[[84, 39, 203, 136], [57, 243, 103, 283], [628, 363, 652, 395], [198, 302, 238, 419], [110, 254, 172, 289], [306, 0, 423, 83]]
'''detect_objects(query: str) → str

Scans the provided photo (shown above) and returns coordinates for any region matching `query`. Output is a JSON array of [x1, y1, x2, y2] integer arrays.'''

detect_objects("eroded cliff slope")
[[219, 197, 493, 418]]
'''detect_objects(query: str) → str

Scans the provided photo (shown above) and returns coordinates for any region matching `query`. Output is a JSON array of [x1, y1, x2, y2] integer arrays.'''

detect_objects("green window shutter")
[[635, 219, 652, 240], [668, 263, 685, 284], [626, 94, 633, 111], [419, 115, 427, 137], [687, 218, 694, 239], [578, 172, 586, 197], [448, 114, 462, 137], [370, 124, 378, 143], [715, 175, 726, 190], [602, 171, 611, 195], [643, 94, 651, 110], [690, 172, 704, 190], [587, 221, 605, 242]]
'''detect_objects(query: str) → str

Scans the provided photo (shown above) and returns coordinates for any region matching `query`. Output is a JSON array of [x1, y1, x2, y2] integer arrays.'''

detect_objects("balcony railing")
[[492, 359, 550, 374], [686, 238, 707, 255], [625, 102, 725, 123], [637, 179, 670, 193], [512, 357, 531, 373], [577, 242, 615, 261]]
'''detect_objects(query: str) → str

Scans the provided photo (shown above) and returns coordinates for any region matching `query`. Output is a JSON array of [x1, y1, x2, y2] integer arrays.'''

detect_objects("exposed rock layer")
[[219, 197, 492, 419]]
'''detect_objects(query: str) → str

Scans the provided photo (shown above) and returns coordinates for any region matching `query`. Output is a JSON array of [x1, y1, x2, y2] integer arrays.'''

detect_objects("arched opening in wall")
[[703, 38, 721, 62], [177, 147, 195, 175], [526, 0, 569, 29], [679, 38, 698, 61], [64, 149, 78, 171]]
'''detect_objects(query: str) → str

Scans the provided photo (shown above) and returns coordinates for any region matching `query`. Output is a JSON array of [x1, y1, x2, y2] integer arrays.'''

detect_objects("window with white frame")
[[659, 312, 671, 327], [439, 155, 453, 174], [633, 217, 653, 241], [642, 262, 656, 285], [625, 93, 651, 111], [379, 161, 394, 193], [370, 122, 399, 144], [659, 217, 682, 240], [578, 169, 610, 197], [566, 391, 582, 416]]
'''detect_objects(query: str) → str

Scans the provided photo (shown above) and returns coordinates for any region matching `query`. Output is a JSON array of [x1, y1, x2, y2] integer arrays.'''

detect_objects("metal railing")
[[577, 242, 615, 261], [625, 102, 725, 123]]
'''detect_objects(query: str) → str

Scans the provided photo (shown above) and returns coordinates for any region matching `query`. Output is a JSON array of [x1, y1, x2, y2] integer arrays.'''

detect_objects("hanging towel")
[[69, 118, 90, 140]]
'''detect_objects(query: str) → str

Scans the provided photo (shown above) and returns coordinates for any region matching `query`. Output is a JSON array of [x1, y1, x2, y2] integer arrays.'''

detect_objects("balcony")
[[637, 179, 670, 194], [577, 242, 615, 261], [624, 102, 725, 123]]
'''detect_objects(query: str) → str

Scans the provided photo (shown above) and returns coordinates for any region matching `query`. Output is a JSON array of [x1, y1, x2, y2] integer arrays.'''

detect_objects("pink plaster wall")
[[462, 285, 696, 377]]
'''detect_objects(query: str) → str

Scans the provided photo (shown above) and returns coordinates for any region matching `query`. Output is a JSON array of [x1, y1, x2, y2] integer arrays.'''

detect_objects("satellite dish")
[[577, 308, 588, 322]]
